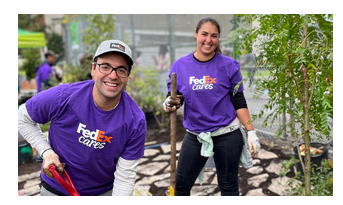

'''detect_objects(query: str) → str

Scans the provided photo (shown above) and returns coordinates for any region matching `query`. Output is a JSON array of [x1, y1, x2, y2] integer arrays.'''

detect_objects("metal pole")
[[233, 14, 238, 61], [168, 14, 175, 64], [170, 72, 177, 190], [130, 14, 136, 61]]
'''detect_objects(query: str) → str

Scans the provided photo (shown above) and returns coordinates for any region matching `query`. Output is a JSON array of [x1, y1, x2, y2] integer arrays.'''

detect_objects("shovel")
[[48, 164, 80, 196], [169, 72, 177, 196]]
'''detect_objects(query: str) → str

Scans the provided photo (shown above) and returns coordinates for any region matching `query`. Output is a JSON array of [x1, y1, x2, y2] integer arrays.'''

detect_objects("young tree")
[[81, 14, 117, 54], [61, 14, 117, 83], [20, 48, 41, 80], [229, 14, 333, 195], [18, 14, 46, 32]]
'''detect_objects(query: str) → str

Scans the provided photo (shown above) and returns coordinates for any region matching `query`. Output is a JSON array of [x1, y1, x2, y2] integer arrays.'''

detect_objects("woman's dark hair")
[[195, 17, 222, 54], [159, 45, 169, 56]]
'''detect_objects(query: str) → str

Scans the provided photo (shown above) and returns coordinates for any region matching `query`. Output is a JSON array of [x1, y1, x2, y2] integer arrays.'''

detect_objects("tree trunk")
[[282, 110, 287, 140], [303, 67, 311, 196], [301, 21, 311, 196], [289, 101, 295, 137], [281, 89, 287, 140]]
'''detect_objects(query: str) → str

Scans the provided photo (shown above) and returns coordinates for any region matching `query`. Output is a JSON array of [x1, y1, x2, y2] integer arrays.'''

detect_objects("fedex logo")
[[76, 123, 113, 149], [110, 43, 125, 52], [189, 76, 216, 84], [189, 76, 216, 90]]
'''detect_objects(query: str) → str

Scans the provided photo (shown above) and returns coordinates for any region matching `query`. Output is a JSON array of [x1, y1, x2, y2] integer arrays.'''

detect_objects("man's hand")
[[42, 149, 65, 178], [163, 95, 182, 113], [247, 130, 260, 158]]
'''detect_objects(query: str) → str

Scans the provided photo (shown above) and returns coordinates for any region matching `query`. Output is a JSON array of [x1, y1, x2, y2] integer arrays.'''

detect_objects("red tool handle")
[[48, 164, 80, 196]]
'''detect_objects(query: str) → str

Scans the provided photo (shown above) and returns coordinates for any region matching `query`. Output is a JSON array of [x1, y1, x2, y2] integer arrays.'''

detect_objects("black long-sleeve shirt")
[[166, 91, 247, 111]]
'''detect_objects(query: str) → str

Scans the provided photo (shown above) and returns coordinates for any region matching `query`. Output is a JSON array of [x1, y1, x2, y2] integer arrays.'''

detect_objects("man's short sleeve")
[[26, 85, 62, 124], [121, 118, 146, 160]]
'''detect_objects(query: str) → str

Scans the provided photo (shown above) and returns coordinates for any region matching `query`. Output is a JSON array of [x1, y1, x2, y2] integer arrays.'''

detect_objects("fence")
[[62, 14, 332, 144]]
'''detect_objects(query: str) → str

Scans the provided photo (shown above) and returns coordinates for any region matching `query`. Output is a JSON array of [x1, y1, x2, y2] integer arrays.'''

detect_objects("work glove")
[[247, 130, 260, 158], [163, 95, 182, 113], [42, 149, 65, 178]]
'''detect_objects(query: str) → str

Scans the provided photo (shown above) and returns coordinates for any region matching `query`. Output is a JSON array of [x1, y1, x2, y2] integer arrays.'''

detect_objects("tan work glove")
[[163, 95, 182, 113], [42, 149, 65, 178], [247, 130, 261, 158]]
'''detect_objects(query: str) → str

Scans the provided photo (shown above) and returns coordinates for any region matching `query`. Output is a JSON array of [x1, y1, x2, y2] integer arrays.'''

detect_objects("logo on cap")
[[110, 43, 125, 52]]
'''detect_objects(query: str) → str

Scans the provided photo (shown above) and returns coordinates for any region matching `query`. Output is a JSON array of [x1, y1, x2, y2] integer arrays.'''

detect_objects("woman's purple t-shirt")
[[26, 80, 146, 195], [167, 53, 244, 133]]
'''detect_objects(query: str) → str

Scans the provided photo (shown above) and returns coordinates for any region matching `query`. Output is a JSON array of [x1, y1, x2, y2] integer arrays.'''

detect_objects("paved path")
[[132, 140, 299, 196], [18, 138, 299, 196]]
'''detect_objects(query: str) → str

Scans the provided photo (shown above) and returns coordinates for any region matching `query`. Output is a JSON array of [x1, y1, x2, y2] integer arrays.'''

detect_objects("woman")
[[163, 17, 260, 196], [152, 44, 170, 72]]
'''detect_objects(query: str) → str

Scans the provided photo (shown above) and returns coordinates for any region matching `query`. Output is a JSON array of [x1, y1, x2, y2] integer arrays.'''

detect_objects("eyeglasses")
[[95, 62, 130, 78]]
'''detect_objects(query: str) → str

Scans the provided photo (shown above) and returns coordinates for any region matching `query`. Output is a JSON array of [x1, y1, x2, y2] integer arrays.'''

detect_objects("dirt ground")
[[18, 115, 295, 196]]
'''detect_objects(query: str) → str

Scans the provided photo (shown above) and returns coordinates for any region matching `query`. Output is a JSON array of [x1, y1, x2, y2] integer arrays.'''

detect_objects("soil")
[[18, 115, 295, 196]]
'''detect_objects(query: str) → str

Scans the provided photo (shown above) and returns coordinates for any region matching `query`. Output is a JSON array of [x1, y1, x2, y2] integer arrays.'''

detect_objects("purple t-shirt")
[[167, 53, 244, 133], [36, 62, 53, 92], [26, 80, 146, 195]]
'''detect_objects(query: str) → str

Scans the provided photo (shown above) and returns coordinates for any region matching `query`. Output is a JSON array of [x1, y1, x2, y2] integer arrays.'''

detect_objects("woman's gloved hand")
[[247, 130, 261, 158], [163, 95, 182, 112], [42, 149, 65, 178]]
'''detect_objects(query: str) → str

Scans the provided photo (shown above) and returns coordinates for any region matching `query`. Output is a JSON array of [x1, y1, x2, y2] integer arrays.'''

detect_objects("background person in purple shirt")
[[18, 40, 146, 196], [164, 18, 260, 196], [36, 51, 56, 92]]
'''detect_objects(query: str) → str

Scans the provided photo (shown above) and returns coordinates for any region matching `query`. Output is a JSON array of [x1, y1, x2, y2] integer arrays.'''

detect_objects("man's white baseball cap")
[[93, 39, 133, 68]]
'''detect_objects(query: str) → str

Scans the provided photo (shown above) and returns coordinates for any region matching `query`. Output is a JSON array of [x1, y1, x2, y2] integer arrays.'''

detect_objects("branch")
[[287, 53, 304, 101], [308, 72, 316, 105], [152, 109, 162, 127], [309, 48, 323, 104], [307, 66, 317, 107], [296, 30, 316, 50], [295, 134, 305, 174]]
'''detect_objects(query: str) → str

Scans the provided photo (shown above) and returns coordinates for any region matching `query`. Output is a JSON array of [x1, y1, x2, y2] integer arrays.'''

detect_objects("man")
[[18, 40, 147, 196], [36, 51, 56, 92]]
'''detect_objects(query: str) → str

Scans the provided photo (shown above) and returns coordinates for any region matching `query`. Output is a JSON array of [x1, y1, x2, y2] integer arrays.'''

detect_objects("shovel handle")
[[48, 164, 80, 196], [170, 73, 177, 190]]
